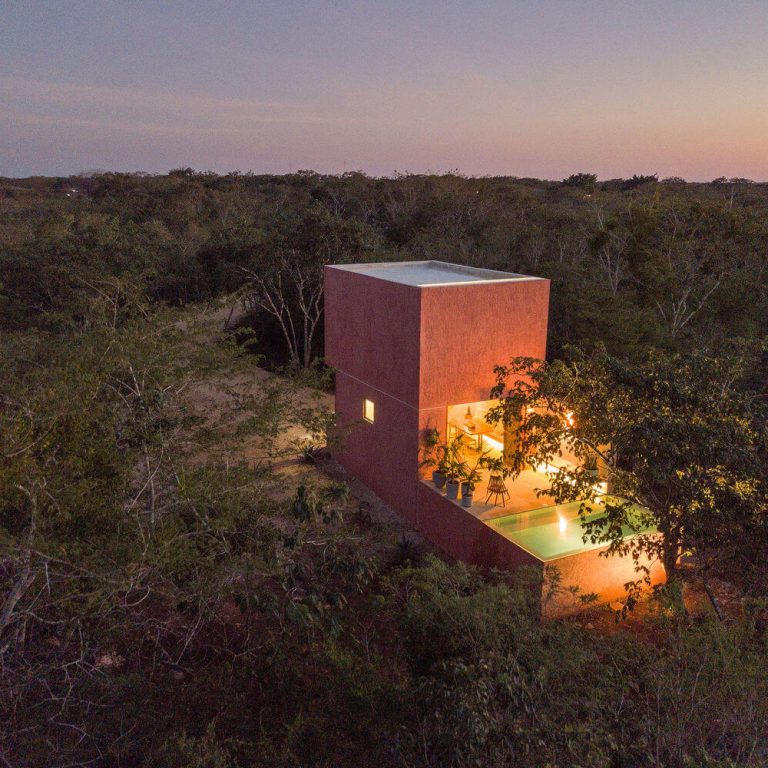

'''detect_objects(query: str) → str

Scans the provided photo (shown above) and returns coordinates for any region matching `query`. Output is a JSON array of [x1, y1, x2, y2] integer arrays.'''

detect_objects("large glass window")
[[446, 400, 504, 457]]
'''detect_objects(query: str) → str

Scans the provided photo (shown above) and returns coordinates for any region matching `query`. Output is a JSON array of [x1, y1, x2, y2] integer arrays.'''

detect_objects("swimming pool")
[[487, 500, 653, 561]]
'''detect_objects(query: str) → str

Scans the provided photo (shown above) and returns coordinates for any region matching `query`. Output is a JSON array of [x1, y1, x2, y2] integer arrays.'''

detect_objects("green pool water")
[[487, 500, 653, 562]]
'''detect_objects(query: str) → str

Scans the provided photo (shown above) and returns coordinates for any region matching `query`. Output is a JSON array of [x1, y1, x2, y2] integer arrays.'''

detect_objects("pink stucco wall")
[[325, 266, 423, 519], [419, 279, 550, 408], [324, 267, 421, 406], [542, 547, 666, 617], [334, 371, 420, 523], [416, 482, 541, 571]]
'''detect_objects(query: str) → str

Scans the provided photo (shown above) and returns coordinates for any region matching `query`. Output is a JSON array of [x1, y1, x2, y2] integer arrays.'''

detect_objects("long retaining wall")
[[541, 543, 666, 617], [415, 482, 666, 617], [416, 483, 540, 571]]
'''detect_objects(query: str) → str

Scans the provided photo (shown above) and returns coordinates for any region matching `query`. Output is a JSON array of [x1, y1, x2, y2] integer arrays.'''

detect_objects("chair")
[[484, 474, 510, 507]]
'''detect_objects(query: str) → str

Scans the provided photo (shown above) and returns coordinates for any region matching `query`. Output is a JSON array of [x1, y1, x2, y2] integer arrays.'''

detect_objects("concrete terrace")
[[421, 466, 557, 522]]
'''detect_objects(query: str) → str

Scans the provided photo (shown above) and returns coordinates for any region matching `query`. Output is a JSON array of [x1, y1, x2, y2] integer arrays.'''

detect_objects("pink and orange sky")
[[2, 1, 767, 180]]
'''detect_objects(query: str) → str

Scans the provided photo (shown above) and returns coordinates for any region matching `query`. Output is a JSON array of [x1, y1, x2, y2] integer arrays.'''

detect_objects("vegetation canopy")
[[487, 344, 768, 608], [0, 171, 766, 766]]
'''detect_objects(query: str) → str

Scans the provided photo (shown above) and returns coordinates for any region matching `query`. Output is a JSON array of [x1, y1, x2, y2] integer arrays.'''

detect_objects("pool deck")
[[426, 466, 557, 520], [423, 469, 653, 559], [418, 477, 665, 614]]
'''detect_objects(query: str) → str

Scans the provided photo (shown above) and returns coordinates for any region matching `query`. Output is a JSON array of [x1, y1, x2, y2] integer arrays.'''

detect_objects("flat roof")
[[327, 260, 541, 287]]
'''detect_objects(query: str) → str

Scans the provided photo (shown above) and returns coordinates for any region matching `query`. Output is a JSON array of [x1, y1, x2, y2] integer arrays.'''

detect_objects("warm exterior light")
[[565, 410, 575, 427], [534, 459, 559, 475], [558, 512, 567, 534], [593, 481, 608, 503], [363, 398, 375, 423]]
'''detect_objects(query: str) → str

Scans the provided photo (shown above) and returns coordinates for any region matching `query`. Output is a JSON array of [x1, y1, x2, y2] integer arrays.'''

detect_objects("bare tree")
[[655, 279, 722, 339], [240, 251, 324, 368], [592, 205, 629, 295], [653, 211, 727, 339]]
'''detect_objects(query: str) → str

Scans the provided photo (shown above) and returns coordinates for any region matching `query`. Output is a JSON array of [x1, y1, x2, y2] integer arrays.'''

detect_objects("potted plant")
[[434, 446, 451, 489], [440, 438, 463, 499], [419, 428, 448, 488], [461, 469, 478, 507], [583, 451, 599, 480], [446, 478, 461, 499]]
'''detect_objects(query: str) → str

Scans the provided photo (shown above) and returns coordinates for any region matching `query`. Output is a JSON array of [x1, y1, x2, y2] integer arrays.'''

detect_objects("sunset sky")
[[2, 0, 767, 180]]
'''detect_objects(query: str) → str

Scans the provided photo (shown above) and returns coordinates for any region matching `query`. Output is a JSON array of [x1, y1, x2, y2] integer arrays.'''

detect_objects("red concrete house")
[[324, 260, 664, 613]]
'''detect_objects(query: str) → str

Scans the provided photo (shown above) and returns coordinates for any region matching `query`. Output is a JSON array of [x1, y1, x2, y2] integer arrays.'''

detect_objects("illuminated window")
[[363, 398, 375, 423]]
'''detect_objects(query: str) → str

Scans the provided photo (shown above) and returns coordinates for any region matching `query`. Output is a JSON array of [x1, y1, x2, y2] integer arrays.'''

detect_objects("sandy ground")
[[176, 300, 330, 466], [174, 299, 432, 557]]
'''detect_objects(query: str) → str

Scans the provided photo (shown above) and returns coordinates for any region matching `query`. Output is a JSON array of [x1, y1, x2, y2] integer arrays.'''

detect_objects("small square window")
[[363, 398, 375, 423]]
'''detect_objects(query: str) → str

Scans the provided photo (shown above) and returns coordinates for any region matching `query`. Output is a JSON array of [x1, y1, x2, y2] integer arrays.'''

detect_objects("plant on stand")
[[461, 450, 492, 508], [583, 451, 599, 479]]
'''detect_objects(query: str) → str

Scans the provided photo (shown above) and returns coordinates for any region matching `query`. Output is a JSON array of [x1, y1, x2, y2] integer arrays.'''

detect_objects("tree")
[[486, 345, 768, 599], [0, 286, 334, 761], [632, 204, 731, 340], [240, 251, 324, 368], [620, 173, 658, 191], [588, 205, 629, 295], [562, 173, 597, 189]]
